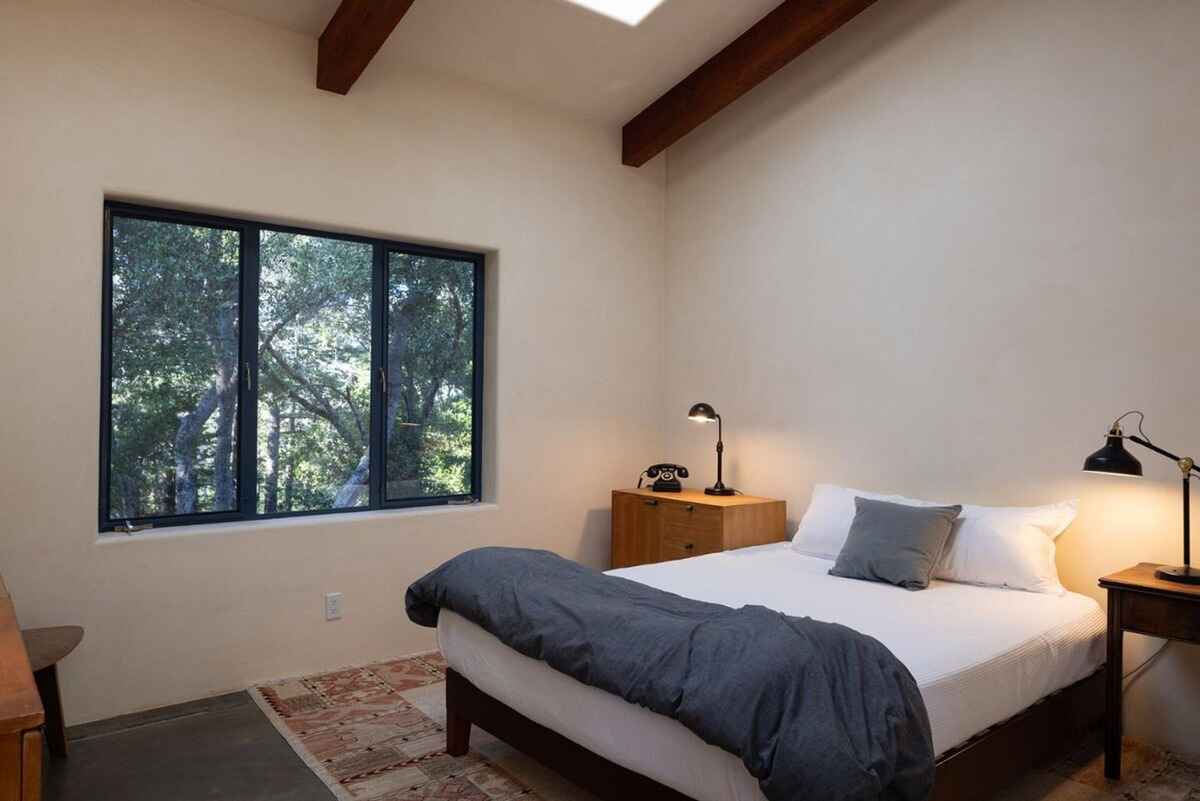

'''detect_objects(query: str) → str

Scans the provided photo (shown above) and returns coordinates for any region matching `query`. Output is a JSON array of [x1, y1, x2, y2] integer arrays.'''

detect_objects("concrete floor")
[[44, 692, 333, 801], [42, 685, 1200, 801]]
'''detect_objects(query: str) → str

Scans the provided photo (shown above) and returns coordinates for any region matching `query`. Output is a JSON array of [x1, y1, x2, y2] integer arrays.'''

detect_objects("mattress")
[[438, 543, 1105, 801]]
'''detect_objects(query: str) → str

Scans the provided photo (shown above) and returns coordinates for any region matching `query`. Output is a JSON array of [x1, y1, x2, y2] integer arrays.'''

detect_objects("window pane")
[[108, 215, 241, 520], [257, 230, 373, 513], [385, 252, 476, 501]]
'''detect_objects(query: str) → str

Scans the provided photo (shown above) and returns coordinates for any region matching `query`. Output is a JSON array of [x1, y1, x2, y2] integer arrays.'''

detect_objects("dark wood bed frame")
[[445, 666, 1104, 801]]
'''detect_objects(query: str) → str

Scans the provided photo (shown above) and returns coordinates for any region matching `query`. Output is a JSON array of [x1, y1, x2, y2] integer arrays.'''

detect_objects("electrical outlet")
[[324, 592, 343, 621]]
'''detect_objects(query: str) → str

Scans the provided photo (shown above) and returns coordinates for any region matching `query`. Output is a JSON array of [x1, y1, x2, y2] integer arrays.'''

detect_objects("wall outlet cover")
[[324, 592, 343, 621]]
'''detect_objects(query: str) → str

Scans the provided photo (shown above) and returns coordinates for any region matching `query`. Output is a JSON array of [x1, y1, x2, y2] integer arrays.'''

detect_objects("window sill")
[[95, 502, 498, 545]]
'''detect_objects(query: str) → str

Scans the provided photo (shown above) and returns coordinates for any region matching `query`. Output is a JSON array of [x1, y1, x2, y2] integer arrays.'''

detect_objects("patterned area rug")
[[252, 653, 1199, 801], [250, 652, 595, 801]]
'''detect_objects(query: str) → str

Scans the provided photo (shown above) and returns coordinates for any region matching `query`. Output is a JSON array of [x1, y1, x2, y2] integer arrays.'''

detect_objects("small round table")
[[21, 625, 84, 757]]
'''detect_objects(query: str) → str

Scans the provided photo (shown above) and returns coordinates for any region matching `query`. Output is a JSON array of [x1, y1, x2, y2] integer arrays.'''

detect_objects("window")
[[385, 251, 478, 502], [100, 202, 483, 532], [256, 231, 374, 513]]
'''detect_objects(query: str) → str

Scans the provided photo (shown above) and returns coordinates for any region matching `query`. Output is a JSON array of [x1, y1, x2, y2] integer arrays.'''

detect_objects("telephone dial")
[[637, 463, 689, 493]]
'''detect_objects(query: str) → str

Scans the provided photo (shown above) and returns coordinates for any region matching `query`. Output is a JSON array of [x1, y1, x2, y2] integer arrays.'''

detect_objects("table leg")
[[34, 664, 68, 757], [1105, 589, 1123, 779]]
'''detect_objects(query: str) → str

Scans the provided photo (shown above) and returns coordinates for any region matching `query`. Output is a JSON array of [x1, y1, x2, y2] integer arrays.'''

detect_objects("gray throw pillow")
[[829, 498, 962, 590]]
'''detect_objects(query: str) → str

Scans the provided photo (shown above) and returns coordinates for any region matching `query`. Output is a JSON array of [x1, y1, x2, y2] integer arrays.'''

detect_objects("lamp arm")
[[1121, 421, 1200, 577], [1127, 435, 1199, 476]]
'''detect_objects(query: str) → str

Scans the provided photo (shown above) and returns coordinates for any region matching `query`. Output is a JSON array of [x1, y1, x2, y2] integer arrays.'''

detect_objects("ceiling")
[[194, 0, 780, 124]]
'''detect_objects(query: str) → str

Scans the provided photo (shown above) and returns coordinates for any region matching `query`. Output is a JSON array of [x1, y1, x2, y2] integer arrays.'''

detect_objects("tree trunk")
[[117, 474, 140, 520], [211, 302, 239, 511], [331, 299, 415, 507], [174, 383, 220, 514], [264, 403, 281, 513], [211, 377, 238, 510], [173, 233, 239, 515], [283, 407, 297, 512], [162, 470, 176, 515], [332, 455, 370, 508]]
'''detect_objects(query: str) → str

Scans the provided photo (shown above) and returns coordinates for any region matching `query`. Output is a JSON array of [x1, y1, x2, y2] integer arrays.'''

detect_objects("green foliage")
[[419, 397, 474, 496]]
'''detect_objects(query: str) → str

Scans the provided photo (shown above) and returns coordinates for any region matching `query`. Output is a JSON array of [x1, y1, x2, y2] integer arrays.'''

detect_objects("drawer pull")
[[643, 499, 658, 507], [683, 543, 695, 550], [683, 505, 694, 512]]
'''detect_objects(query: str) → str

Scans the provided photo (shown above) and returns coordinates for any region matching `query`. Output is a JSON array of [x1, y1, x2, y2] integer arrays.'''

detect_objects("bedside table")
[[1098, 563, 1200, 779], [611, 488, 786, 569]]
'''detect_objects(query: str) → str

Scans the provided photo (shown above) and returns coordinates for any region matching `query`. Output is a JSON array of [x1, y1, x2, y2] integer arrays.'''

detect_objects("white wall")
[[660, 0, 1200, 754], [0, 0, 665, 724]]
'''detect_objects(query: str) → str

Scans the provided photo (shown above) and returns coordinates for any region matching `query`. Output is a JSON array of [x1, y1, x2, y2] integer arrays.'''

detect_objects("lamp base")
[[704, 486, 737, 496], [1154, 566, 1200, 585]]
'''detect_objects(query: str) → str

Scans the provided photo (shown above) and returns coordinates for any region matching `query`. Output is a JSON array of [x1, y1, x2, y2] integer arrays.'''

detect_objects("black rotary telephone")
[[638, 463, 689, 493]]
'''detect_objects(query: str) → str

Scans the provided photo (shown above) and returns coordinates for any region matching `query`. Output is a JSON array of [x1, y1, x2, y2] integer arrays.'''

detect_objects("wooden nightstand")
[[1098, 563, 1200, 779], [611, 488, 786, 569]]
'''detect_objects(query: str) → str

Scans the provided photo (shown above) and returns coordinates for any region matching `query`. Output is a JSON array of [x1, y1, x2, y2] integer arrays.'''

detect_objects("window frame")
[[99, 200, 485, 533]]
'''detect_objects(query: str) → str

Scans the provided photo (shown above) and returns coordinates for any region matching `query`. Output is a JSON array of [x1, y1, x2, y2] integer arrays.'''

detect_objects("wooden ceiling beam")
[[317, 0, 417, 95], [621, 0, 879, 167]]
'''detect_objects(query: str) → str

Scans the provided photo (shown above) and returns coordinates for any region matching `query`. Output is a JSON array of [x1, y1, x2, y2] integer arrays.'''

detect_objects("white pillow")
[[791, 484, 1077, 594], [935, 501, 1077, 594], [791, 484, 919, 559]]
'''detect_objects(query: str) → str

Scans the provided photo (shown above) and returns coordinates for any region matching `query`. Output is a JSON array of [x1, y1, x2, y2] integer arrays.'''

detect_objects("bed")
[[437, 543, 1106, 801]]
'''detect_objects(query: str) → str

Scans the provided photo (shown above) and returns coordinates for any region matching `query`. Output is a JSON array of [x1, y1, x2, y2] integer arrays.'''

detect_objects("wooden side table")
[[1098, 563, 1200, 779], [611, 489, 786, 569]]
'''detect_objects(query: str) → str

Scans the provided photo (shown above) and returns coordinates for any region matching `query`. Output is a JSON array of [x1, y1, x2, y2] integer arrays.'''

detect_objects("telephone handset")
[[637, 463, 689, 493]]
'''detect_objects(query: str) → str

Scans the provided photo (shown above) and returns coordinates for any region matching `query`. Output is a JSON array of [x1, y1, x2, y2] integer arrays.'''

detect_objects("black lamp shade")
[[1083, 435, 1144, 477], [688, 402, 717, 422]]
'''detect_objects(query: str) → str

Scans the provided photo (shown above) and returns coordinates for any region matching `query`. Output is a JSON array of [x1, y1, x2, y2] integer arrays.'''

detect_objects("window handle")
[[244, 362, 252, 388], [379, 367, 388, 395]]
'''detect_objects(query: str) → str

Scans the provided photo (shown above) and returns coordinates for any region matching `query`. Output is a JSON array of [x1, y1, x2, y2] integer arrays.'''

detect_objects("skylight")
[[564, 0, 667, 26]]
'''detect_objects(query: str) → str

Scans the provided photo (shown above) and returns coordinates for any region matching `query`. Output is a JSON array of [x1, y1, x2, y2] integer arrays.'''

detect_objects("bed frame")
[[445, 666, 1105, 801]]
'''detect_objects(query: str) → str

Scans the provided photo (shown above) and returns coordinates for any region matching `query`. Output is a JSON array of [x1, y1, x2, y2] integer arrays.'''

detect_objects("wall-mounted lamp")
[[1083, 410, 1199, 585], [688, 402, 736, 496]]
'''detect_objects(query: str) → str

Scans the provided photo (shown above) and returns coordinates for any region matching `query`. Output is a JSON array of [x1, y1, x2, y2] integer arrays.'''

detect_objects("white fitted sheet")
[[438, 543, 1105, 801]]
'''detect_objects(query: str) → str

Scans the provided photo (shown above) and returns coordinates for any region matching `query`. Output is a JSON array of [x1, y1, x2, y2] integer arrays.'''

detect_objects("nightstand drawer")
[[659, 531, 722, 562], [1121, 591, 1200, 642], [662, 502, 722, 533]]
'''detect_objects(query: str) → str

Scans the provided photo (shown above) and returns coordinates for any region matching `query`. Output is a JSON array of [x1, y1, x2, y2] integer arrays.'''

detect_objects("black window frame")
[[99, 200, 485, 533]]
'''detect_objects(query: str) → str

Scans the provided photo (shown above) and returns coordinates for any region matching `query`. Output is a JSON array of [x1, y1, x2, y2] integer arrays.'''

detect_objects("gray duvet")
[[406, 547, 934, 801]]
